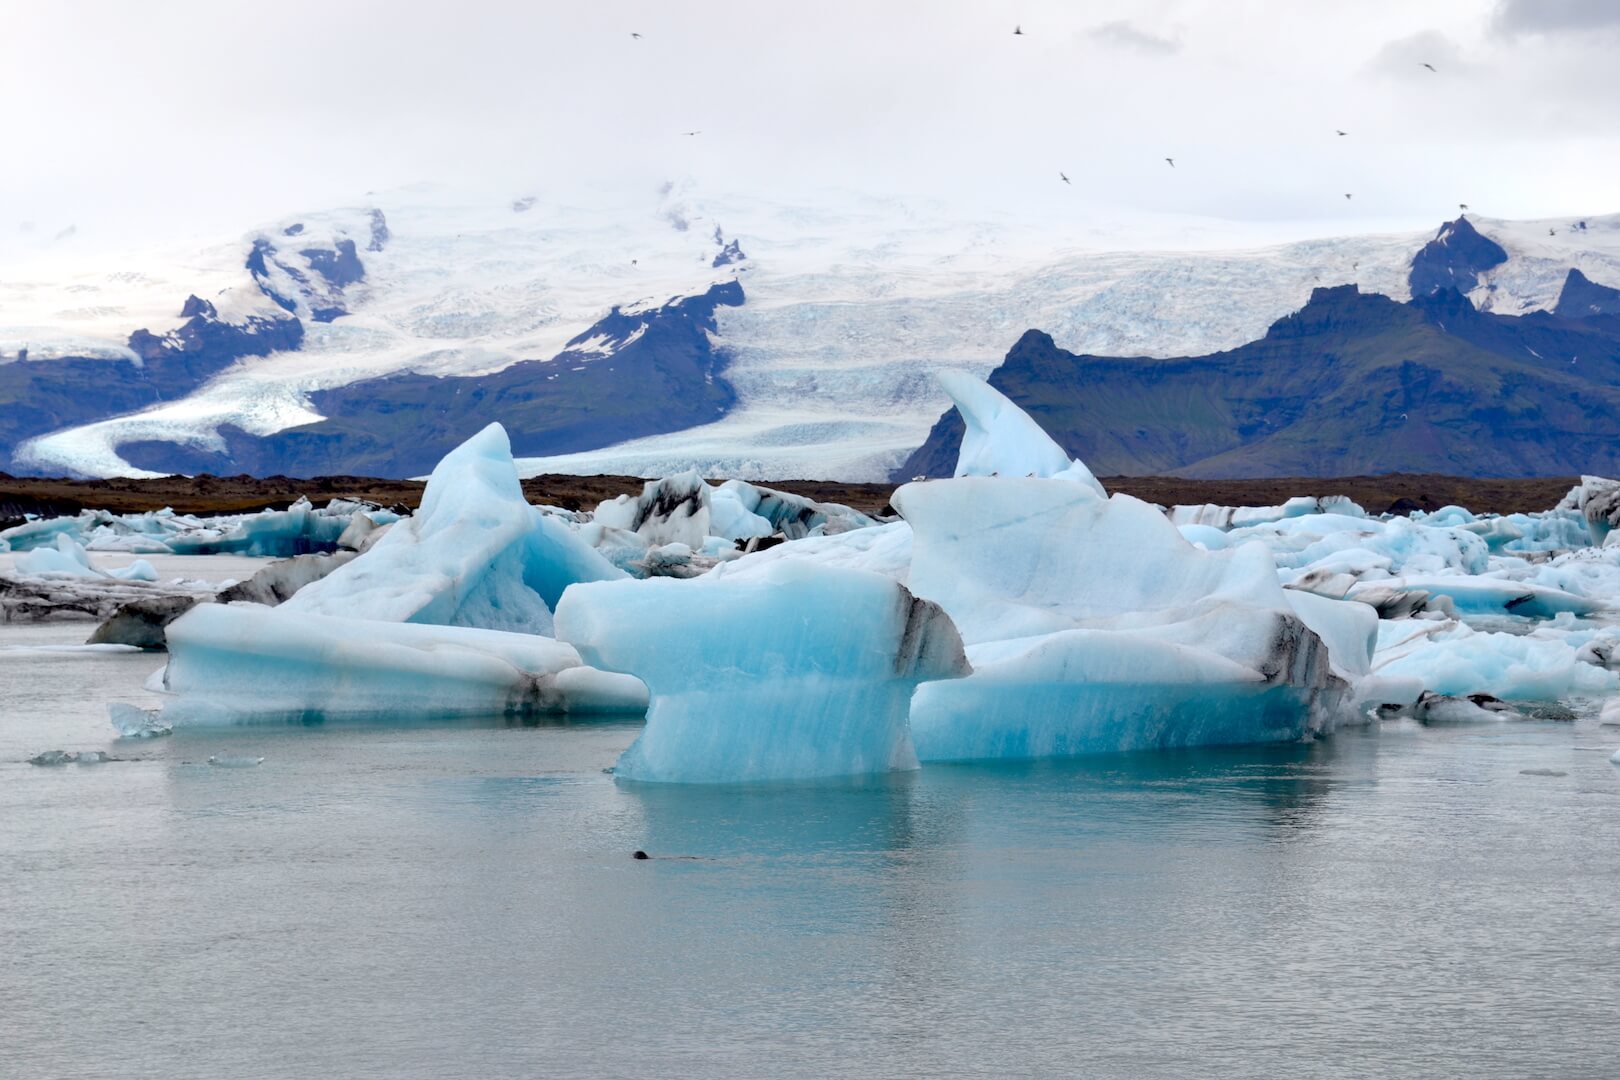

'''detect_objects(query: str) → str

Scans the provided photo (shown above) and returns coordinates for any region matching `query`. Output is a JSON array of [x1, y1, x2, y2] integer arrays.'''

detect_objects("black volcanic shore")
[[0, 471, 1584, 526]]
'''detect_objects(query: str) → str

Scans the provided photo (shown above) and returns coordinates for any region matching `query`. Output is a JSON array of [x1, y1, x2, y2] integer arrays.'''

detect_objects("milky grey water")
[[3, 623, 1619, 1079]]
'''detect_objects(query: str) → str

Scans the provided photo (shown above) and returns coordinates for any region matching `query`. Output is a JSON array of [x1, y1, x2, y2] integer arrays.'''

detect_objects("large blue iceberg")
[[159, 423, 645, 722], [556, 560, 967, 783]]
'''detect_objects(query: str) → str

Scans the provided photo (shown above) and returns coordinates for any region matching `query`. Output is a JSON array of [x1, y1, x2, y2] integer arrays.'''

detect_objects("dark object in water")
[[632, 850, 650, 860]]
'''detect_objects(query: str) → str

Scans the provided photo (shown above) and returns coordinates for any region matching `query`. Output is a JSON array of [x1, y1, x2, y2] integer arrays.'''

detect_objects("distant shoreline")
[[0, 471, 1583, 524]]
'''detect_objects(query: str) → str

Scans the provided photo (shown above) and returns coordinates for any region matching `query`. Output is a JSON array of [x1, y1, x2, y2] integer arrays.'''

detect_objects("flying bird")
[[1344, 193, 1353, 200], [682, 130, 702, 136], [1336, 130, 1347, 136], [1165, 157, 1175, 168], [631, 32, 642, 39], [1060, 172, 1071, 185], [1549, 228, 1557, 236], [1421, 62, 1437, 72], [1014, 24, 1024, 35], [1459, 202, 1469, 211]]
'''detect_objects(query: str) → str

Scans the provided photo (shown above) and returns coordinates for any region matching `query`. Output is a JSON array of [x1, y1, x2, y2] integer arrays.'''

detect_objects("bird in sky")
[[1060, 172, 1071, 185], [1344, 193, 1353, 200], [631, 32, 642, 39], [1459, 202, 1469, 210], [1013, 24, 1024, 35], [1422, 62, 1437, 72], [682, 130, 701, 136], [1549, 228, 1557, 236], [1165, 157, 1175, 168], [1336, 129, 1347, 136]]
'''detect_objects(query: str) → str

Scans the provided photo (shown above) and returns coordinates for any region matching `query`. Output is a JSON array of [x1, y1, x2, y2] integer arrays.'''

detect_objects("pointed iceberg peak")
[[417, 422, 523, 527], [935, 370, 1105, 496]]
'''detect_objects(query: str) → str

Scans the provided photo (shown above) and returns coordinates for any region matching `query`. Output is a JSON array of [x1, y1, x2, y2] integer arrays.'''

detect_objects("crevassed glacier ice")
[[555, 560, 967, 783]]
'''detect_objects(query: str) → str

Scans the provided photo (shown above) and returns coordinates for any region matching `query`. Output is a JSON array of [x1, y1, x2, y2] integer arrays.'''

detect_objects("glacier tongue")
[[555, 561, 967, 783]]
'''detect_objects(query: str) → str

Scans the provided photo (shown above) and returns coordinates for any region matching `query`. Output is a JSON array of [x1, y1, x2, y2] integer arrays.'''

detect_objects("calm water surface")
[[3, 622, 1618, 1079]]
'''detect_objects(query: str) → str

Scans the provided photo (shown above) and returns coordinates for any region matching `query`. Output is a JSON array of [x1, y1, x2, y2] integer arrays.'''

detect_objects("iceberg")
[[163, 603, 646, 722], [281, 423, 624, 634], [936, 368, 1106, 495], [592, 471, 712, 550], [109, 702, 172, 738], [1, 500, 400, 559], [157, 423, 645, 722], [1371, 618, 1618, 700], [12, 534, 156, 582], [555, 560, 967, 783], [877, 373, 1361, 761], [897, 474, 1352, 761]]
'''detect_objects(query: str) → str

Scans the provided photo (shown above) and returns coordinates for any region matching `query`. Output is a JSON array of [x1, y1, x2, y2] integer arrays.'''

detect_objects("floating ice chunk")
[[710, 480, 879, 540], [1169, 496, 1364, 531], [1560, 475, 1620, 546], [284, 423, 623, 634], [1372, 619, 1619, 700], [1413, 691, 1518, 724], [593, 471, 712, 549], [707, 482, 775, 541], [208, 755, 264, 768], [556, 561, 968, 783], [109, 702, 172, 738], [894, 476, 1350, 761], [935, 370, 1105, 495], [712, 520, 914, 584], [14, 535, 101, 579], [215, 552, 356, 606], [26, 749, 118, 764], [1177, 523, 1231, 550], [163, 603, 646, 722], [106, 560, 158, 582], [1350, 576, 1602, 619]]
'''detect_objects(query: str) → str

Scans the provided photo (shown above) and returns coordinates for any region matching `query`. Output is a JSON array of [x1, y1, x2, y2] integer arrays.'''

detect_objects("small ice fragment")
[[1519, 768, 1567, 777], [76, 751, 113, 764], [28, 750, 77, 766], [109, 703, 171, 738], [207, 755, 264, 768]]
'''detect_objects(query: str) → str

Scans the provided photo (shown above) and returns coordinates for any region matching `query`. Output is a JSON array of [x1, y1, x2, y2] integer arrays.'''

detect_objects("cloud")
[[1366, 29, 1475, 78], [1085, 20, 1180, 55], [1494, 0, 1620, 36]]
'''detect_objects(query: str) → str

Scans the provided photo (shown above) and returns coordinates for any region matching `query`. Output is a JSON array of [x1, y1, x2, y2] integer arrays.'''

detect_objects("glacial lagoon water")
[[4, 622, 1620, 1079]]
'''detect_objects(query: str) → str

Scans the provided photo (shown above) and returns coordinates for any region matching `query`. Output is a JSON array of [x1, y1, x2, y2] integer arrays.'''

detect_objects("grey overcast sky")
[[4, 0, 1619, 252]]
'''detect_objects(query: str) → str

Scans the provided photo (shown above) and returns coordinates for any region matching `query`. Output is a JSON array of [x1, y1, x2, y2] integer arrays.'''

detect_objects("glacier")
[[11, 186, 1620, 483]]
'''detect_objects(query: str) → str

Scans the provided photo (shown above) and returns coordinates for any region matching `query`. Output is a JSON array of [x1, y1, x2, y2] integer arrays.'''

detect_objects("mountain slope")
[[6, 190, 1620, 480], [898, 280, 1620, 480]]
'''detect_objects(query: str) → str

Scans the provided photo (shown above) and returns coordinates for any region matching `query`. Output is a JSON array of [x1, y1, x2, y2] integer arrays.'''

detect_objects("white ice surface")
[[13, 185, 1619, 481]]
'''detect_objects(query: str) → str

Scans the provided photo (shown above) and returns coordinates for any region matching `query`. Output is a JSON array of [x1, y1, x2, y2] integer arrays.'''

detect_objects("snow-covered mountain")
[[4, 184, 1619, 480]]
